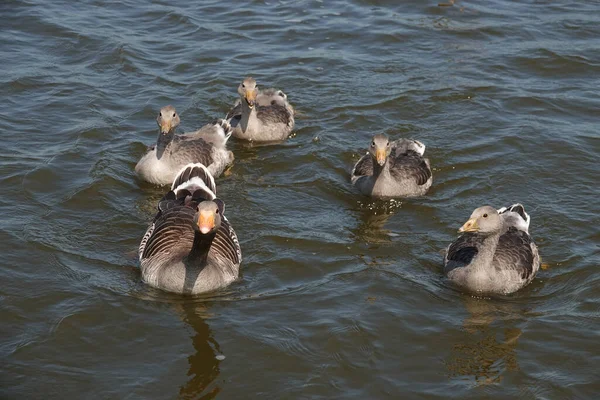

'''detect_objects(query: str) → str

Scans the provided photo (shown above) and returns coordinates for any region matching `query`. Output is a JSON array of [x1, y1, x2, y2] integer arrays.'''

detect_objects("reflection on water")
[[351, 199, 404, 244], [445, 297, 526, 386], [175, 303, 223, 400]]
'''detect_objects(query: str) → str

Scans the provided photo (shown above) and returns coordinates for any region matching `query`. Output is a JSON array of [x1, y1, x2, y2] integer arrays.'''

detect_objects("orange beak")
[[245, 89, 257, 109], [459, 218, 479, 233], [376, 149, 387, 165], [198, 211, 215, 234], [160, 121, 171, 134]]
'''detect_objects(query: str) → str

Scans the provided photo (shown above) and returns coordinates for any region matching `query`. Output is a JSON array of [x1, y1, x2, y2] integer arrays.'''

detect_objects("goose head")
[[238, 77, 258, 110], [194, 199, 225, 235], [459, 206, 502, 234], [157, 105, 180, 135], [368, 134, 391, 166]]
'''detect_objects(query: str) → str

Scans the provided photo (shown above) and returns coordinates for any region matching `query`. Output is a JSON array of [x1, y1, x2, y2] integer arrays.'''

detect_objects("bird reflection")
[[174, 302, 224, 400], [351, 199, 403, 244], [445, 296, 525, 385]]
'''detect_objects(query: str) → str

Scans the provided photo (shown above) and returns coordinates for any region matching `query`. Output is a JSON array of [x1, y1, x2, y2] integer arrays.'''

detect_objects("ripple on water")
[[1, 0, 600, 398]]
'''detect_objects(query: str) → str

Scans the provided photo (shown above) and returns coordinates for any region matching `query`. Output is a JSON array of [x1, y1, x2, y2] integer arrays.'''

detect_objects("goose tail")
[[498, 203, 530, 232], [171, 163, 216, 200], [213, 118, 233, 143]]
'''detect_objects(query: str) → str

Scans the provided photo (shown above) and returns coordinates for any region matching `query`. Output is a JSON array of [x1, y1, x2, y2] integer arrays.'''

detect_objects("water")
[[1, 0, 599, 398]]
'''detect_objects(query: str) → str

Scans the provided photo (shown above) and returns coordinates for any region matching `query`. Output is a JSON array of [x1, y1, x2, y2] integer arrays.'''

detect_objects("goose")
[[139, 163, 242, 294], [444, 203, 540, 295], [135, 105, 234, 185], [226, 77, 295, 142], [351, 134, 432, 198]]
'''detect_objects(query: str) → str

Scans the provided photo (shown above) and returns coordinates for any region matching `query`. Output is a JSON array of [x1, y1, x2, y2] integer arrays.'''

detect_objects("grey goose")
[[135, 105, 234, 185]]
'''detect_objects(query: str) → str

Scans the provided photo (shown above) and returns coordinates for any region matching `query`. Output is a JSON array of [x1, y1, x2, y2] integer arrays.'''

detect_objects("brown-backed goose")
[[139, 163, 242, 294]]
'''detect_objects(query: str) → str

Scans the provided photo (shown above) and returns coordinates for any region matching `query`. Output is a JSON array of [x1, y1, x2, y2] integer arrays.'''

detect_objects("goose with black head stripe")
[[351, 134, 432, 198], [226, 77, 295, 142], [139, 163, 242, 295], [135, 105, 234, 185], [444, 204, 540, 295]]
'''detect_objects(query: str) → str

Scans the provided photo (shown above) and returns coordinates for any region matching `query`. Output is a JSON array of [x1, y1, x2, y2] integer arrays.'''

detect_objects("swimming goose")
[[139, 163, 242, 295], [444, 204, 540, 295], [351, 134, 432, 198], [135, 105, 234, 185], [226, 77, 295, 142]]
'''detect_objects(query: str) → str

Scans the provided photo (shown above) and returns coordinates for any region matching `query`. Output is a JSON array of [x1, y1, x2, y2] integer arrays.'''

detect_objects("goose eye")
[[159, 112, 162, 117], [172, 112, 176, 118], [483, 213, 488, 218], [215, 208, 220, 214], [241, 83, 245, 88], [386, 143, 390, 147], [371, 141, 375, 147]]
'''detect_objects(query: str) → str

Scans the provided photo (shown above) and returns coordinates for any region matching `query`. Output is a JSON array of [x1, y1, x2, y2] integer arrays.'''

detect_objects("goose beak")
[[198, 211, 215, 234], [459, 218, 479, 233], [376, 149, 387, 166], [245, 90, 257, 109], [160, 121, 171, 135]]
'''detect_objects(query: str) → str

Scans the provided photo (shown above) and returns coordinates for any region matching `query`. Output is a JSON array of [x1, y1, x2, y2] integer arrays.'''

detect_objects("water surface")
[[1, 0, 599, 398]]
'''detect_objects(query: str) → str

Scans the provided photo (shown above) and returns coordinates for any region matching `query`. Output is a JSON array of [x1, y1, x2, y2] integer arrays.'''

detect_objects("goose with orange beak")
[[135, 105, 234, 185], [444, 204, 540, 295], [226, 77, 295, 142], [351, 133, 432, 198], [139, 163, 242, 295]]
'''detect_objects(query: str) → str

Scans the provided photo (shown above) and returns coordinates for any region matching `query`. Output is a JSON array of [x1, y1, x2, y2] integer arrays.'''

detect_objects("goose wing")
[[226, 99, 242, 127], [188, 119, 232, 145], [256, 104, 293, 127], [444, 233, 483, 273], [226, 89, 288, 122], [139, 205, 195, 262], [210, 215, 242, 268], [389, 150, 432, 186], [351, 153, 373, 179], [169, 136, 215, 167], [493, 227, 539, 281]]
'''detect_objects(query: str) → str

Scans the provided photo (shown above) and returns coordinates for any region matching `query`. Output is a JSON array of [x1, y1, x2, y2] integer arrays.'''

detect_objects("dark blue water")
[[1, 0, 599, 398]]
